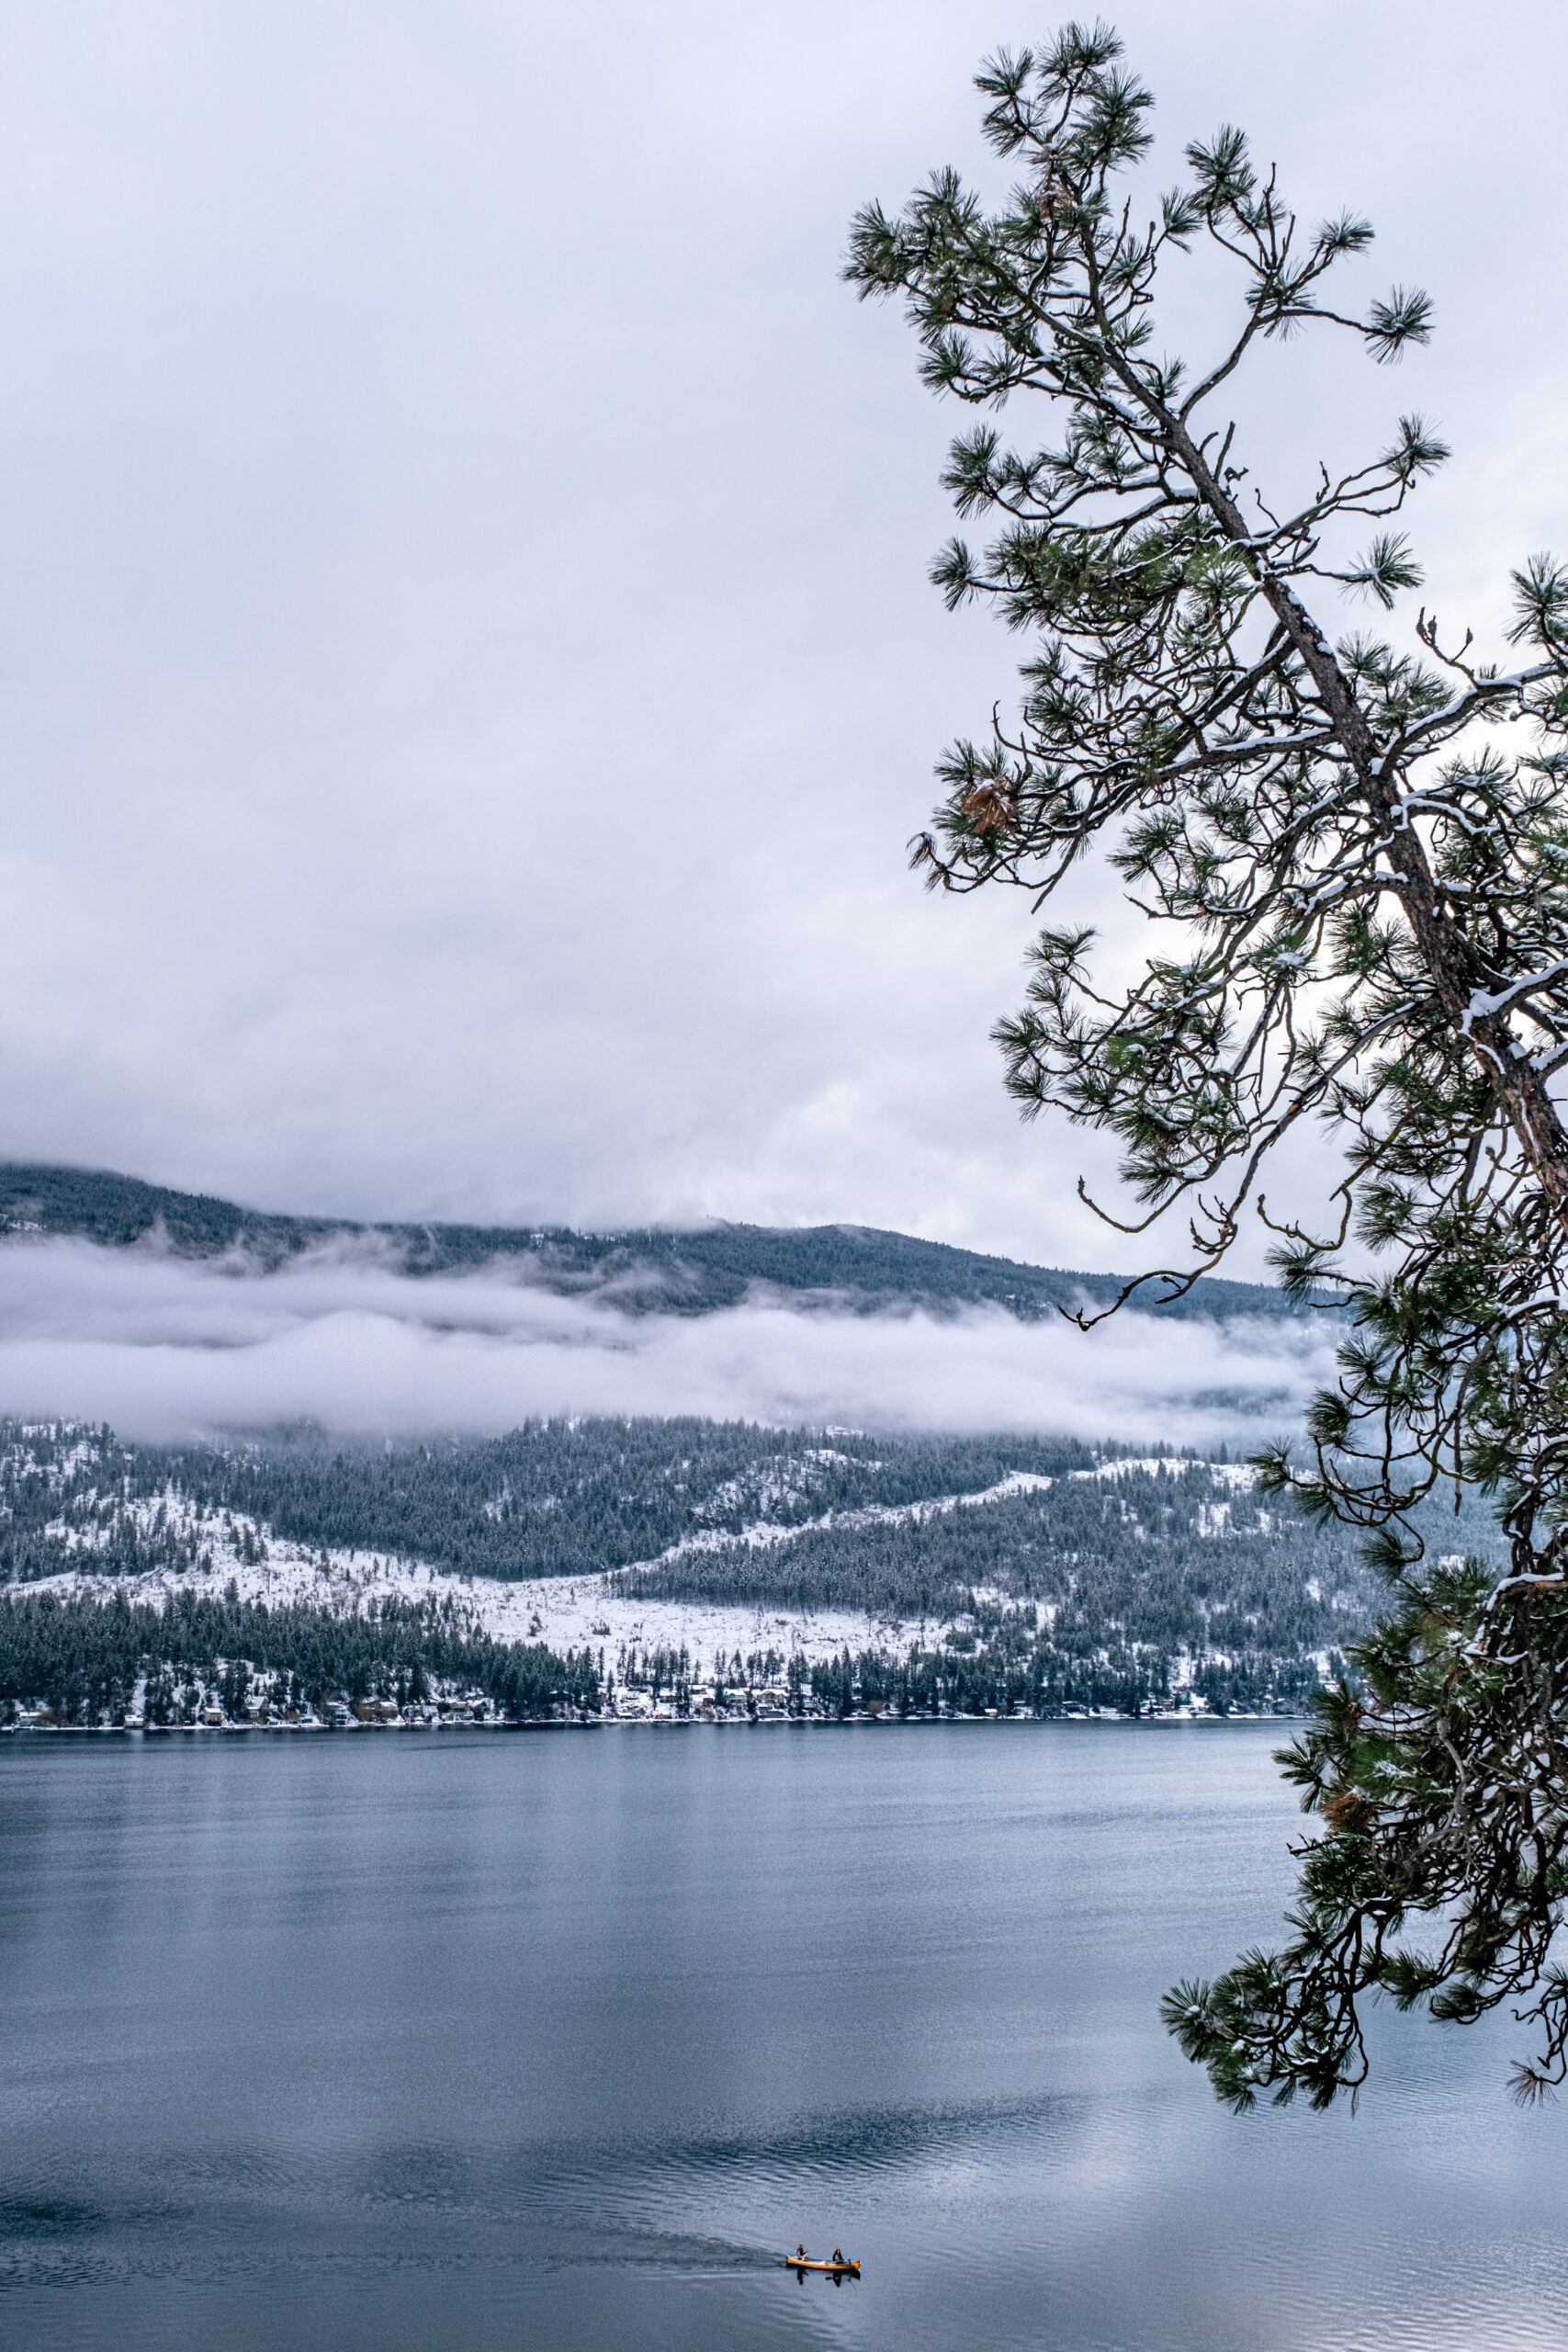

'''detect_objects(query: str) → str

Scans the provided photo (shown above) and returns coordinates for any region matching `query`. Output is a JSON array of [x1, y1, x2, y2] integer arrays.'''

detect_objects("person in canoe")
[[832, 2249, 844, 2267], [795, 2245, 807, 2262]]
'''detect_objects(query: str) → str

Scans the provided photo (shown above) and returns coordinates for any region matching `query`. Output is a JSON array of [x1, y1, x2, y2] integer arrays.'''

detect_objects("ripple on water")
[[3, 1725, 1568, 2351]]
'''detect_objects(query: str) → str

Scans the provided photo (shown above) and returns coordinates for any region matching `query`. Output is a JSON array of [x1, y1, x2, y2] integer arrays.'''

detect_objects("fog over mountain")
[[0, 1166, 1332, 1444]]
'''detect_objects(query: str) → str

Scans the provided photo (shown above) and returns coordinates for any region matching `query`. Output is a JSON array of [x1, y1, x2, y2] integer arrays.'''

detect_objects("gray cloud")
[[0, 1240, 1335, 1446], [1, 2, 1563, 1267]]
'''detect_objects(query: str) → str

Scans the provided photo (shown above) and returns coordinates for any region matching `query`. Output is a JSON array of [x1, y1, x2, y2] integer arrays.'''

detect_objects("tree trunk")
[[1159, 405, 1568, 1226]]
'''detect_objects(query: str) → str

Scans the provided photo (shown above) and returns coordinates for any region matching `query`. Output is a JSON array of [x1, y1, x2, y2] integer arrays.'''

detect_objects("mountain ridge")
[[0, 1159, 1303, 1322]]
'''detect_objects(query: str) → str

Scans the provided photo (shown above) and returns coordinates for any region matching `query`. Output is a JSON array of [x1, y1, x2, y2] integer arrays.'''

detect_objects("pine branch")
[[850, 20, 1568, 2103]]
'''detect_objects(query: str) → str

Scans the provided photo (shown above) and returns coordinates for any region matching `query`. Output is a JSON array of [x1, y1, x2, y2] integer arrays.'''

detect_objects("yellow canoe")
[[785, 2256, 861, 2276]]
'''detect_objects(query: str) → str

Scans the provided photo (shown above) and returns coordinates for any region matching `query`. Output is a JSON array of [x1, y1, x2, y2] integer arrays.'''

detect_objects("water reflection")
[[0, 1724, 1565, 2350]]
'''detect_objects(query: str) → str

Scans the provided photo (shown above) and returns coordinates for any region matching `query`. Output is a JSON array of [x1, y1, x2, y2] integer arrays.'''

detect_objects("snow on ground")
[[17, 1513, 928, 1667], [638, 1466, 1055, 1572], [11, 1457, 1261, 1668], [1070, 1456, 1257, 1487], [455, 1575, 903, 1668]]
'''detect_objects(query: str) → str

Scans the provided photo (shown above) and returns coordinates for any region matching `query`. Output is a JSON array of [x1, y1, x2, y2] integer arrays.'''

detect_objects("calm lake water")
[[3, 1721, 1567, 2349]]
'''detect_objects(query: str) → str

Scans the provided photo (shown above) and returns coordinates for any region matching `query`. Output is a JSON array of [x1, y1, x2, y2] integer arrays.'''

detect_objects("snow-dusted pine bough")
[[850, 19, 1568, 2105]]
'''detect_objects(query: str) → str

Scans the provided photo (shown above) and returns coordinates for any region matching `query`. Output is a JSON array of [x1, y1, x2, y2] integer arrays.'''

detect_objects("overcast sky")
[[3, 0, 1566, 1268]]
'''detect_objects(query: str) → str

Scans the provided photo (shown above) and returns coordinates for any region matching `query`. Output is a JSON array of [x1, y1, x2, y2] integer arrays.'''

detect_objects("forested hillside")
[[0, 1585, 600, 1726], [616, 1461, 1377, 1636], [0, 1159, 1303, 1320], [0, 1419, 1093, 1582], [0, 1415, 1507, 1726]]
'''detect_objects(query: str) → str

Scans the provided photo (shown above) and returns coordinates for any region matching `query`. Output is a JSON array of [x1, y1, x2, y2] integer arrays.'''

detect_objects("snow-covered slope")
[[14, 1467, 1077, 1667]]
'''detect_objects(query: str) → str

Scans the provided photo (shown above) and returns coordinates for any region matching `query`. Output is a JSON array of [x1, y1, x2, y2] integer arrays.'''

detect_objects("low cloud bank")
[[0, 1239, 1335, 1447]]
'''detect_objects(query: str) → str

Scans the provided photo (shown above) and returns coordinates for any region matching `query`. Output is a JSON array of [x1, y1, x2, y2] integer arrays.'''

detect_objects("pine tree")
[[849, 21, 1568, 2103]]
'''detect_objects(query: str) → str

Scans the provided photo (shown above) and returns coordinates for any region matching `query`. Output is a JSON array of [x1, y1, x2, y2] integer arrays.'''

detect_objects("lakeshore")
[[4, 1689, 1297, 1733], [3, 1704, 1293, 1731]]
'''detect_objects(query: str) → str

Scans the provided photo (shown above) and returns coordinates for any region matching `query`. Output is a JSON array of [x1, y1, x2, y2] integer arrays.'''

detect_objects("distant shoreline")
[[1, 1708, 1296, 1737]]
